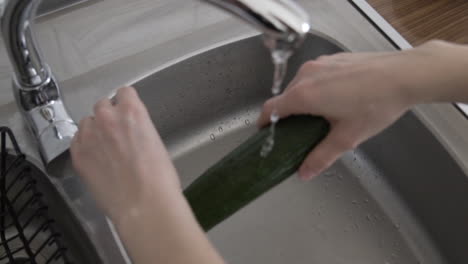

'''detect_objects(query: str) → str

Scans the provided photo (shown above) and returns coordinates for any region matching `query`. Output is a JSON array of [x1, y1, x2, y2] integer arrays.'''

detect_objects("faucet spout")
[[203, 0, 310, 47]]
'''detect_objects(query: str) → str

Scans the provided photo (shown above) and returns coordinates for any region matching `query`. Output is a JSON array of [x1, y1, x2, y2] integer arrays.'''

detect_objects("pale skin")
[[71, 40, 468, 263]]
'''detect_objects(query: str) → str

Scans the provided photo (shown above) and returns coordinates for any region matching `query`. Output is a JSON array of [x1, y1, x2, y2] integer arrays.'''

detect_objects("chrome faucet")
[[205, 0, 310, 48], [1, 0, 78, 164], [0, 0, 310, 164]]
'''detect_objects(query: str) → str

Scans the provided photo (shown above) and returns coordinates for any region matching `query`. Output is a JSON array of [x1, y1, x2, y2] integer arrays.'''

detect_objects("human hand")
[[71, 87, 181, 222], [258, 51, 419, 180]]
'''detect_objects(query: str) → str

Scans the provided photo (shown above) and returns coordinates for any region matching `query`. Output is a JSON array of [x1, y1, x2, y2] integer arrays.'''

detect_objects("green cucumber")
[[184, 115, 329, 231]]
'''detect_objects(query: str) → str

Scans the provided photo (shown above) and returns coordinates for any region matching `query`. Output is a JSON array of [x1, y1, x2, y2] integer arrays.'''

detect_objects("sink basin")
[[9, 31, 465, 264], [132, 32, 468, 264]]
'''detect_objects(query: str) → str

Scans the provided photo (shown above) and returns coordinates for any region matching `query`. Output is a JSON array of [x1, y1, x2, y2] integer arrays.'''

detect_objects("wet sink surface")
[[134, 32, 468, 264]]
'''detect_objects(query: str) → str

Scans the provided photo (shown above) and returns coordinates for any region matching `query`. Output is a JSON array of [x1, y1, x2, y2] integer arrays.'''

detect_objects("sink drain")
[[0, 128, 72, 264]]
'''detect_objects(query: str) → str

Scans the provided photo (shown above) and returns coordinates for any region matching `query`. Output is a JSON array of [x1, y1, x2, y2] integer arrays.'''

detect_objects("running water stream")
[[260, 47, 293, 157]]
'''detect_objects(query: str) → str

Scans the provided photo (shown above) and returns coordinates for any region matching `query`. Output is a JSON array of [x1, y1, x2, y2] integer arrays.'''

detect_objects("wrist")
[[403, 41, 468, 104], [112, 185, 186, 229]]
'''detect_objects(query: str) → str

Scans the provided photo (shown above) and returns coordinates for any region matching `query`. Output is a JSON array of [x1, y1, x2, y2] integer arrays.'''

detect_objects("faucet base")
[[13, 76, 78, 164], [32, 101, 78, 163]]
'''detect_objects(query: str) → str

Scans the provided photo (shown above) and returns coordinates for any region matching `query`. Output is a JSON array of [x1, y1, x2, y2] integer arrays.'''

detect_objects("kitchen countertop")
[[367, 0, 468, 46], [1, 0, 467, 263]]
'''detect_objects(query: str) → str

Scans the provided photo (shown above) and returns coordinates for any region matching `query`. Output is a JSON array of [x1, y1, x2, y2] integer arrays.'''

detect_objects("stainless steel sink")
[[7, 30, 466, 263], [130, 32, 468, 264]]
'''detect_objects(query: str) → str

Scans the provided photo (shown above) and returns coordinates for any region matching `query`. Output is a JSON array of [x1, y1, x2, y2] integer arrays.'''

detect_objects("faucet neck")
[[2, 0, 49, 88], [2, 0, 78, 164]]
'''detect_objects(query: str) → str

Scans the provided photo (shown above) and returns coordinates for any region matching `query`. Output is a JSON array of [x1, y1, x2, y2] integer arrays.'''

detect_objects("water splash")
[[260, 111, 280, 157]]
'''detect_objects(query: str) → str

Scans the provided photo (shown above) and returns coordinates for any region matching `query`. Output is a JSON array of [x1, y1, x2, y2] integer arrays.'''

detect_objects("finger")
[[70, 129, 80, 156], [114, 86, 142, 107], [282, 74, 304, 95], [257, 95, 285, 127], [316, 54, 333, 62], [94, 97, 113, 114], [317, 52, 355, 62], [93, 97, 117, 126], [324, 52, 391, 63], [298, 124, 358, 180], [77, 116, 95, 143], [257, 87, 310, 127], [284, 60, 321, 92], [284, 71, 302, 92]]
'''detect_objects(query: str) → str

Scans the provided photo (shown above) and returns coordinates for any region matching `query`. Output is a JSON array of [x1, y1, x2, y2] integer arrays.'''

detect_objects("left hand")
[[257, 51, 416, 180]]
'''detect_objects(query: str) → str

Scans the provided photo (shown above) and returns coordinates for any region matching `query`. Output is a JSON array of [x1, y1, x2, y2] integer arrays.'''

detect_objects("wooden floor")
[[367, 0, 468, 46]]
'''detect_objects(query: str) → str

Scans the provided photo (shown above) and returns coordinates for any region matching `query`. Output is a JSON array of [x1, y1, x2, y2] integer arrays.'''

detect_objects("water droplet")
[[261, 118, 276, 157], [218, 126, 223, 132], [210, 134, 216, 141], [364, 198, 370, 203], [338, 175, 344, 181], [366, 214, 372, 221], [270, 111, 279, 123], [352, 200, 358, 205], [245, 119, 251, 126]]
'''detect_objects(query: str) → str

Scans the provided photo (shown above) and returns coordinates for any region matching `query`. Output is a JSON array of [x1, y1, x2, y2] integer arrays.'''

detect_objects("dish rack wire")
[[0, 127, 72, 264]]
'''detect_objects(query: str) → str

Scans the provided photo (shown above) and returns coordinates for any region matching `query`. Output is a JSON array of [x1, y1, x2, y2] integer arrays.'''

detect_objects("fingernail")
[[299, 168, 317, 181]]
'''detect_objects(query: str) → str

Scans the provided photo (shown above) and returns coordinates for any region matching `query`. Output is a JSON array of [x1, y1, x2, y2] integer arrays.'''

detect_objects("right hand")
[[258, 40, 468, 180], [71, 87, 181, 222]]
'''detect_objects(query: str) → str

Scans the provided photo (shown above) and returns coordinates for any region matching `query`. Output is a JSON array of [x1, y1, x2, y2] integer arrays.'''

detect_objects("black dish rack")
[[0, 127, 72, 264]]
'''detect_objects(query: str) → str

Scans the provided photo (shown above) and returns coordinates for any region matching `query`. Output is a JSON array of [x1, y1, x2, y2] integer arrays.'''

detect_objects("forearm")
[[114, 188, 224, 264], [402, 41, 468, 104]]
